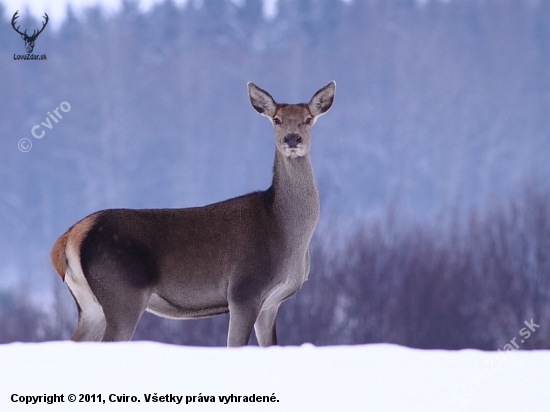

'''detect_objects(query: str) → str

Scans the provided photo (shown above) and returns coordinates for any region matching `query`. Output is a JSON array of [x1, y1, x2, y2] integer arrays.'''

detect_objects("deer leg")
[[227, 301, 261, 347], [254, 305, 279, 347], [83, 282, 150, 341], [69, 292, 106, 342], [98, 287, 151, 342], [80, 236, 157, 342], [65, 262, 106, 342]]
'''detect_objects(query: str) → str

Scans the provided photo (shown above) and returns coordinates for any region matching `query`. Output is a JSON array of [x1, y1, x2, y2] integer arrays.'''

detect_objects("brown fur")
[[50, 213, 99, 281], [50, 231, 69, 280]]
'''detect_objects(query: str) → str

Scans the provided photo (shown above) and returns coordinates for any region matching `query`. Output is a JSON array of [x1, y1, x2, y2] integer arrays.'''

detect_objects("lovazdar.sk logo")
[[11, 10, 48, 60]]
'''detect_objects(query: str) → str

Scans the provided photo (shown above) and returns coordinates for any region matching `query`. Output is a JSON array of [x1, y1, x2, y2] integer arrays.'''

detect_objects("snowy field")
[[0, 342, 549, 411]]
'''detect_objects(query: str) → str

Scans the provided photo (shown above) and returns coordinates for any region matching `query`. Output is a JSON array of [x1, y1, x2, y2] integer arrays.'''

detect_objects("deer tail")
[[50, 231, 70, 281]]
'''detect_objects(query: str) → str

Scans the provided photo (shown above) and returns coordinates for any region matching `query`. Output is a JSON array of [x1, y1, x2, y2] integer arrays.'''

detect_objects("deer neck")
[[270, 149, 320, 239]]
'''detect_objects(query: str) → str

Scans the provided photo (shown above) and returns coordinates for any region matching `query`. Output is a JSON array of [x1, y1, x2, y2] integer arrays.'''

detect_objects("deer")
[[50, 81, 335, 346], [11, 10, 49, 54]]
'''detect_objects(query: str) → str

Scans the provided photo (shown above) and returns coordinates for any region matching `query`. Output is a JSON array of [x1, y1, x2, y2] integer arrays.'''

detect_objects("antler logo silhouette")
[[11, 11, 49, 54]]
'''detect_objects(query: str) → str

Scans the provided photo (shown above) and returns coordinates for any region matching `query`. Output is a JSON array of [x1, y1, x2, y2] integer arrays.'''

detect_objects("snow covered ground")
[[0, 342, 549, 411]]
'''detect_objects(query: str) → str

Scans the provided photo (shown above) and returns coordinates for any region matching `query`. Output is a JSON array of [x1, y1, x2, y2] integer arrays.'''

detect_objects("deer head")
[[248, 82, 335, 159], [11, 11, 49, 54]]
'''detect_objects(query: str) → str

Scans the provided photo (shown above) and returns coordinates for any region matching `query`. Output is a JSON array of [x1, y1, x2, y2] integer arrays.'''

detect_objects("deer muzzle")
[[284, 134, 302, 148]]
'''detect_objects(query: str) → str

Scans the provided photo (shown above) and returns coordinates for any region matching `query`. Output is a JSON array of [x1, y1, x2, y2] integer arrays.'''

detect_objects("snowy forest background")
[[0, 0, 549, 349]]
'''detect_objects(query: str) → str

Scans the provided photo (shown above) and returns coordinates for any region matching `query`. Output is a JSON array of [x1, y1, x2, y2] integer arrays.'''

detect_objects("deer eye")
[[273, 118, 281, 125], [305, 118, 313, 125]]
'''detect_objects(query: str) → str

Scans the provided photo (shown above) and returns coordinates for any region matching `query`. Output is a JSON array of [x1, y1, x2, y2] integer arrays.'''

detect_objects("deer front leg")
[[254, 305, 279, 347], [227, 300, 261, 347]]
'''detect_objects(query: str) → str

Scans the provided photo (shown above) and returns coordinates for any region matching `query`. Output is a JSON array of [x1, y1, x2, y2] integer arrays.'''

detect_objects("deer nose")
[[284, 134, 302, 148]]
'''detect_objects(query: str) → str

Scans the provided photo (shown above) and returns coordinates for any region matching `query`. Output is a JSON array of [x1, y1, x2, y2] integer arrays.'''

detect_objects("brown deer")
[[11, 11, 49, 54], [50, 81, 335, 346]]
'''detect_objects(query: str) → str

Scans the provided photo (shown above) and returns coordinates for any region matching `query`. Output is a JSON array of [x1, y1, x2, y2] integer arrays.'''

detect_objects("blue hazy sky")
[[1, 0, 277, 29]]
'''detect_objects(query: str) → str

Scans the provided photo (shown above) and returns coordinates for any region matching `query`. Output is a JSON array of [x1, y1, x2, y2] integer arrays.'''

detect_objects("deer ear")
[[309, 81, 335, 117], [248, 82, 277, 118]]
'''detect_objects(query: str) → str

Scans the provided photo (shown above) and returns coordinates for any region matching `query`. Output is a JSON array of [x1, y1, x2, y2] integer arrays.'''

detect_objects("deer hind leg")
[[70, 292, 106, 342], [79, 240, 156, 342], [79, 269, 152, 342], [99, 288, 151, 342], [65, 253, 148, 342], [65, 249, 106, 342]]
